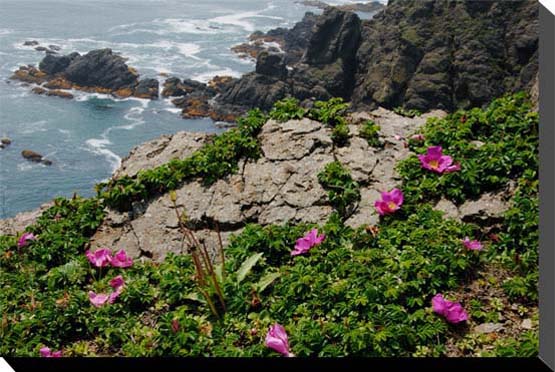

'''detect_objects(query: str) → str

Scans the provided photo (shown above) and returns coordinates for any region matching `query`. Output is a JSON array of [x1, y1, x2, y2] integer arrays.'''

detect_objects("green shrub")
[[394, 107, 422, 118], [269, 97, 307, 122], [331, 122, 350, 147], [317, 161, 361, 219], [308, 97, 350, 127], [359, 120, 381, 147], [397, 92, 538, 206], [97, 109, 268, 210]]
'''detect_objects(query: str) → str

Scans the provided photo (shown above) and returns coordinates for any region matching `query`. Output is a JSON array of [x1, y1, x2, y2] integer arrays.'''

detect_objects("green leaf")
[[236, 252, 263, 283], [255, 272, 281, 293], [184, 292, 204, 303]]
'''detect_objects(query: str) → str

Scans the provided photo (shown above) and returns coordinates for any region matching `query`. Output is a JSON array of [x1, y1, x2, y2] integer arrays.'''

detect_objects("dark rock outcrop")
[[133, 78, 159, 99], [39, 53, 77, 75], [296, 0, 385, 13], [23, 40, 39, 46], [216, 7, 361, 114], [217, 1, 538, 118], [352, 0, 539, 111], [21, 150, 52, 165], [63, 49, 138, 90], [255, 51, 287, 79], [12, 48, 160, 100], [231, 12, 318, 65]]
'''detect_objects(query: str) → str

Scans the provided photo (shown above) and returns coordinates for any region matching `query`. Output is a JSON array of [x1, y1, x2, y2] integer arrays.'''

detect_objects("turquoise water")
[[0, 0, 382, 218]]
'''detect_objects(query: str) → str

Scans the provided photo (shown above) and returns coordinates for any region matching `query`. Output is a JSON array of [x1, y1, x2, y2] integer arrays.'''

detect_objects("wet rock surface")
[[11, 48, 159, 100]]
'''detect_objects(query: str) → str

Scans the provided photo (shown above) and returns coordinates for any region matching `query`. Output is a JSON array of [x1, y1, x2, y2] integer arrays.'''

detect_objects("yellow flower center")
[[429, 159, 439, 169], [388, 202, 397, 210]]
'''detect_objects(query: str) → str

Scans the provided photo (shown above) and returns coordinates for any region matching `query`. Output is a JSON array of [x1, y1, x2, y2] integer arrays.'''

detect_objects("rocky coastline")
[[11, 48, 160, 100], [9, 1, 538, 124]]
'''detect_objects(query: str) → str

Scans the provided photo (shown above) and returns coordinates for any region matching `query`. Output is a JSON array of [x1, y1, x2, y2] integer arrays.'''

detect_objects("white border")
[[0, 358, 15, 372], [540, 0, 555, 16]]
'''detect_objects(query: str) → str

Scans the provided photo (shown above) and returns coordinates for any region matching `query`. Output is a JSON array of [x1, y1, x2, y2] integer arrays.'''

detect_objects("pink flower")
[[462, 237, 483, 251], [17, 232, 36, 248], [109, 275, 125, 290], [89, 291, 110, 307], [374, 188, 404, 216], [85, 248, 112, 268], [110, 249, 133, 268], [432, 293, 468, 324], [108, 288, 123, 304], [40, 347, 62, 358], [418, 146, 461, 174], [108, 275, 125, 304], [410, 134, 425, 141], [291, 228, 325, 256], [265, 323, 294, 357]]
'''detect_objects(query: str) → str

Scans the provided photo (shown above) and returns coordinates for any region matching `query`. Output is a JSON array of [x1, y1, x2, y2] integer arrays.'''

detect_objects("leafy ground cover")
[[0, 93, 538, 357]]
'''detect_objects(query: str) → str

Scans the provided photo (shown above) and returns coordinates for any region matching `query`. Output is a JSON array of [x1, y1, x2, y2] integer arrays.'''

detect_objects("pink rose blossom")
[[109, 275, 125, 290], [418, 146, 461, 174], [85, 248, 112, 268], [108, 288, 123, 304], [462, 237, 483, 251], [291, 228, 325, 256], [17, 232, 36, 248], [40, 347, 62, 358], [374, 188, 404, 216], [265, 323, 294, 357], [110, 249, 133, 268], [89, 291, 110, 307], [432, 293, 468, 324]]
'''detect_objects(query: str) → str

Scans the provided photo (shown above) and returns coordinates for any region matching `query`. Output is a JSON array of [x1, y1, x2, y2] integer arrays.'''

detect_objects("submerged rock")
[[45, 89, 74, 99], [0, 138, 11, 149], [21, 150, 53, 165]]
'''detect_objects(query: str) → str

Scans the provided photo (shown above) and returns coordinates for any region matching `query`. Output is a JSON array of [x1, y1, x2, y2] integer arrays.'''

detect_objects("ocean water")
[[0, 0, 383, 218]]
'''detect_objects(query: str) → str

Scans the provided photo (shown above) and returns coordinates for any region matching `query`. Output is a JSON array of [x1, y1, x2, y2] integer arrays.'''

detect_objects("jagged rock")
[[86, 108, 449, 261], [23, 40, 39, 46], [256, 52, 287, 79], [48, 44, 62, 51], [434, 198, 460, 219], [133, 78, 159, 99], [162, 77, 208, 97], [11, 66, 48, 84], [303, 7, 361, 67], [113, 131, 211, 179], [231, 12, 318, 64], [39, 54, 75, 75], [44, 77, 73, 89], [458, 192, 510, 224], [1, 138, 12, 146], [63, 49, 138, 90], [297, 0, 385, 14], [353, 0, 538, 111], [0, 202, 54, 236]]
